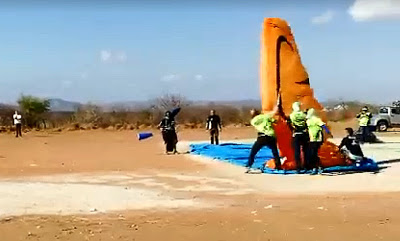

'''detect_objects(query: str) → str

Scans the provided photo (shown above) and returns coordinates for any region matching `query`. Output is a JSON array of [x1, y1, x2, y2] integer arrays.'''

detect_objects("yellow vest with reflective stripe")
[[251, 114, 276, 137], [307, 116, 325, 142], [358, 112, 371, 127], [290, 111, 307, 133]]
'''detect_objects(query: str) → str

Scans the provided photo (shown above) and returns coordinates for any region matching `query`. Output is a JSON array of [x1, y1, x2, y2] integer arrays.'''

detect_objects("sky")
[[0, 0, 399, 104]]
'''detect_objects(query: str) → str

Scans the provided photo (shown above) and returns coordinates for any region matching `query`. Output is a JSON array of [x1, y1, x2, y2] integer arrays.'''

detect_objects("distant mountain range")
[[47, 98, 261, 112], [48, 98, 386, 112], [49, 98, 82, 112]]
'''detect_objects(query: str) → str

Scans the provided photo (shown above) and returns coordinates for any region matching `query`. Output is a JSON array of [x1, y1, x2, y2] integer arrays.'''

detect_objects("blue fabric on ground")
[[190, 143, 379, 175]]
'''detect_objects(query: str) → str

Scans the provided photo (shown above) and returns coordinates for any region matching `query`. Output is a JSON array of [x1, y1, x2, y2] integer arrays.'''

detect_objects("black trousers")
[[360, 126, 370, 142], [292, 133, 309, 170], [247, 135, 281, 169], [16, 124, 22, 137], [210, 129, 219, 145], [308, 142, 322, 169], [162, 130, 177, 152]]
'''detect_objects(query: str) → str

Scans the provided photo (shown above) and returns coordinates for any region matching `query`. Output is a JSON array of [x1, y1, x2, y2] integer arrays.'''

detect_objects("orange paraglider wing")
[[260, 18, 346, 169]]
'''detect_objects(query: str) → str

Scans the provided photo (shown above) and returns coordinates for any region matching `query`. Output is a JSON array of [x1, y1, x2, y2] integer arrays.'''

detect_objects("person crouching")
[[338, 127, 365, 166]]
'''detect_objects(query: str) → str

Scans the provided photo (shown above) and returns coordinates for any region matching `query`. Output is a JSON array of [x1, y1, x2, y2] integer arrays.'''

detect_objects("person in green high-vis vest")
[[288, 102, 309, 173], [246, 104, 282, 173], [356, 106, 372, 143], [306, 108, 332, 175]]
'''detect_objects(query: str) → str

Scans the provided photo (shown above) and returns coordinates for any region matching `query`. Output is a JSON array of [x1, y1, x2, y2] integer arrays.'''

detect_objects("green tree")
[[17, 95, 50, 128]]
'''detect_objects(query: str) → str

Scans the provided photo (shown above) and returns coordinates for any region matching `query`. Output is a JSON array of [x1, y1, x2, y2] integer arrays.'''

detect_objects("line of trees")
[[0, 93, 380, 132], [0, 94, 256, 131]]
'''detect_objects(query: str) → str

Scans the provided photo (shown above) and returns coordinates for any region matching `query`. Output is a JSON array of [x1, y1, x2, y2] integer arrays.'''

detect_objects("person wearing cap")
[[356, 106, 372, 143], [13, 111, 22, 138], [338, 127, 365, 165], [245, 98, 282, 173], [306, 108, 332, 175], [206, 110, 222, 145], [288, 101, 309, 173]]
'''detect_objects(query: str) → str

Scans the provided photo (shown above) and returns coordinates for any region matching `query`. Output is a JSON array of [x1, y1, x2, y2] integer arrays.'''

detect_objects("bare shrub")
[[155, 94, 190, 111], [44, 112, 75, 128], [5, 95, 384, 131], [0, 104, 16, 126], [73, 104, 103, 124]]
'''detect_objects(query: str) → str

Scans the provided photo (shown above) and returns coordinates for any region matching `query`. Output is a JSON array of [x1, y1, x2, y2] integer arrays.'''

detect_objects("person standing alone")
[[206, 110, 222, 145], [158, 107, 181, 154], [13, 111, 22, 138], [356, 106, 372, 143]]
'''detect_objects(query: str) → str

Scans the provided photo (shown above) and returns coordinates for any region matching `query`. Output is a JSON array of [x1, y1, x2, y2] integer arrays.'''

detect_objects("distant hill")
[[199, 99, 261, 107], [101, 101, 151, 111], [46, 98, 260, 112], [102, 99, 261, 111], [47, 98, 385, 113], [49, 98, 82, 112]]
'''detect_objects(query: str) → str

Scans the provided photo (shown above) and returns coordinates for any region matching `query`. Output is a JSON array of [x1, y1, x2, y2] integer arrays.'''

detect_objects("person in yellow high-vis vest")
[[306, 108, 332, 175], [288, 102, 309, 173], [246, 104, 282, 173], [356, 106, 372, 143]]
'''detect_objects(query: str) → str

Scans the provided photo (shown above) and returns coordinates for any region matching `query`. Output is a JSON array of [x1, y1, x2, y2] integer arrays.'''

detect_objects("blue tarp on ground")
[[190, 143, 379, 174]]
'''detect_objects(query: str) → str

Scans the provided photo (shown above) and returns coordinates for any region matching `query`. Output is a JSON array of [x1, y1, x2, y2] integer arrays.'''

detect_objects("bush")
[[17, 95, 50, 128]]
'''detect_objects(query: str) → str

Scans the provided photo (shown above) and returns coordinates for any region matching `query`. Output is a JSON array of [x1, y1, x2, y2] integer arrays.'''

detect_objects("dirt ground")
[[0, 122, 400, 241], [1, 194, 400, 241]]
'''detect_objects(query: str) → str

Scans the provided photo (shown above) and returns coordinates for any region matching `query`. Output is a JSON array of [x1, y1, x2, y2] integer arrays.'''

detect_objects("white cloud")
[[80, 72, 88, 80], [115, 51, 127, 62], [160, 74, 180, 82], [349, 0, 400, 21], [100, 50, 127, 63], [62, 80, 73, 88], [311, 10, 335, 24], [194, 74, 203, 81], [100, 50, 112, 62]]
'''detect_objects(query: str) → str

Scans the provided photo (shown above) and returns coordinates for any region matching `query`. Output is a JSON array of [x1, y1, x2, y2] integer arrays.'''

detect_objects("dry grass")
[[0, 99, 378, 133]]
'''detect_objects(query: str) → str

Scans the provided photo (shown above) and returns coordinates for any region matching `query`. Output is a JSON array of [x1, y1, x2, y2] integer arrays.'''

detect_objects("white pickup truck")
[[369, 106, 400, 132]]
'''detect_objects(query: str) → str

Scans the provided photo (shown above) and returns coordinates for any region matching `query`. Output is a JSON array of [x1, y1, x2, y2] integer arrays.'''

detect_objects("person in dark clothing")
[[16, 123, 22, 137], [246, 105, 282, 173], [206, 110, 222, 145], [158, 108, 181, 154], [338, 128, 365, 164]]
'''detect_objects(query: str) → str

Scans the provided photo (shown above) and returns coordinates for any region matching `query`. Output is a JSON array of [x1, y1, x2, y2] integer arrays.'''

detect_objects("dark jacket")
[[158, 107, 181, 132], [338, 135, 364, 157], [206, 115, 222, 130]]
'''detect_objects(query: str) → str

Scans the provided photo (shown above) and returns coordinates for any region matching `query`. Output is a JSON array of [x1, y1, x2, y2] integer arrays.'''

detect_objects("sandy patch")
[[0, 171, 258, 217], [0, 181, 201, 218]]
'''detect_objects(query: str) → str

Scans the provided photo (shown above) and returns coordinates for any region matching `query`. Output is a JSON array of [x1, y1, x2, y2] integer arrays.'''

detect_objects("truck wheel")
[[377, 121, 388, 132]]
